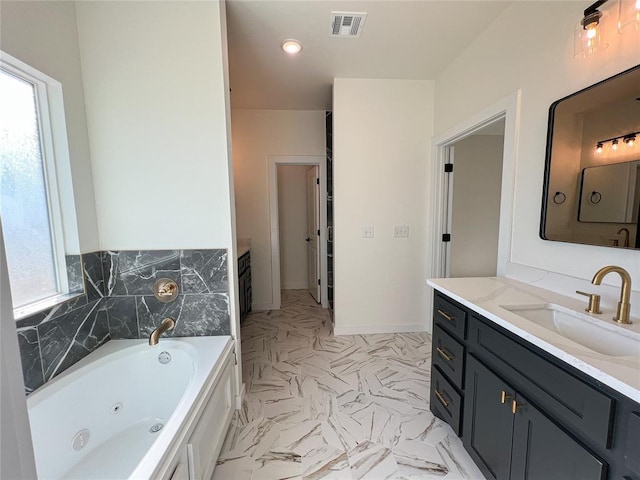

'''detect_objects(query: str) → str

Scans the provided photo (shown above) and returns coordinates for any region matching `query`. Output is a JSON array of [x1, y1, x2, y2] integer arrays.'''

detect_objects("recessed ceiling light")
[[282, 39, 302, 55]]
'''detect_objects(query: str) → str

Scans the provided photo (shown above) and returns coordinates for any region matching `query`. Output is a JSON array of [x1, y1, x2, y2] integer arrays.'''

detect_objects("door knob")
[[305, 237, 311, 242]]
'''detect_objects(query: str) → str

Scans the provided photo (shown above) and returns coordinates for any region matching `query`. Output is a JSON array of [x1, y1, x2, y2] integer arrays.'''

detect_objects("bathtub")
[[27, 336, 235, 480]]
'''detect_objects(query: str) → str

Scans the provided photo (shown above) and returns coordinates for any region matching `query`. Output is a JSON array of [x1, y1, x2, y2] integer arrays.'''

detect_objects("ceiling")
[[226, 0, 513, 110]]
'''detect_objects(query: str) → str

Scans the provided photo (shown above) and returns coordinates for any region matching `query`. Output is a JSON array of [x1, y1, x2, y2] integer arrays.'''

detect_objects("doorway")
[[268, 155, 327, 310], [445, 120, 505, 277], [277, 165, 320, 302], [429, 91, 520, 280]]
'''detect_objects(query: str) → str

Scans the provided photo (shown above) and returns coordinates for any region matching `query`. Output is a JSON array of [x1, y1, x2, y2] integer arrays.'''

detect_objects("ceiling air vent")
[[330, 12, 367, 38]]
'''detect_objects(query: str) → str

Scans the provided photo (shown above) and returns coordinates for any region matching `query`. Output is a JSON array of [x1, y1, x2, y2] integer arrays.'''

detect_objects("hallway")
[[214, 290, 482, 479]]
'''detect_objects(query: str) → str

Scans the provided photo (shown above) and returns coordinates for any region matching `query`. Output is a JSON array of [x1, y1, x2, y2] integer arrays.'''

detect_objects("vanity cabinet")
[[238, 251, 251, 322], [430, 293, 468, 435], [430, 290, 640, 480], [465, 355, 605, 480]]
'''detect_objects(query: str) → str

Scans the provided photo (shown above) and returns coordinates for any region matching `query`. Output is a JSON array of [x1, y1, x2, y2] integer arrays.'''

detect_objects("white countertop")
[[427, 277, 640, 403], [237, 245, 250, 258]]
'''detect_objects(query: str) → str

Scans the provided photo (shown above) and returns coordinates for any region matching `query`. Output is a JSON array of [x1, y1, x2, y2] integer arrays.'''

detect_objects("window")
[[0, 52, 82, 318]]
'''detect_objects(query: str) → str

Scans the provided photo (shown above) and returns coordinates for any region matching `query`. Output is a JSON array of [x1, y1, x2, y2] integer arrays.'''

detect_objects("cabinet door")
[[463, 356, 514, 480], [511, 393, 606, 480]]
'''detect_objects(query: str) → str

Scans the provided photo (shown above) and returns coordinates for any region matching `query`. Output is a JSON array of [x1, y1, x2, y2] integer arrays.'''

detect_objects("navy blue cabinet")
[[430, 291, 640, 480]]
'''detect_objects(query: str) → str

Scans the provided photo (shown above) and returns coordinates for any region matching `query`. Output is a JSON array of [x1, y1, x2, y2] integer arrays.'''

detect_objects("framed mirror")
[[541, 64, 640, 249]]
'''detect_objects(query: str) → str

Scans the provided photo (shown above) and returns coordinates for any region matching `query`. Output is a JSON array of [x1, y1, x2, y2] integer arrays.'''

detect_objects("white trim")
[[429, 90, 521, 280], [0, 50, 81, 316], [235, 382, 246, 410], [334, 323, 428, 336], [268, 155, 328, 310]]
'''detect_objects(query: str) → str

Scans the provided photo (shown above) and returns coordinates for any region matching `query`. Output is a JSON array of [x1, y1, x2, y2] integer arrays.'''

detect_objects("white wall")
[[333, 78, 434, 334], [0, 1, 99, 253], [0, 229, 37, 480], [434, 1, 640, 291], [76, 1, 233, 250], [277, 166, 309, 290], [232, 110, 325, 308], [450, 134, 503, 277]]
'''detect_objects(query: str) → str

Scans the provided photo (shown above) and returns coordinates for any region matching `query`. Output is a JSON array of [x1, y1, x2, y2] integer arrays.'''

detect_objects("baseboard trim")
[[252, 303, 280, 311], [282, 282, 308, 290], [333, 323, 428, 336]]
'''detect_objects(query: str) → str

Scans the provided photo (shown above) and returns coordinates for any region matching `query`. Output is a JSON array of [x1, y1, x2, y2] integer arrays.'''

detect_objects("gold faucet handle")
[[576, 291, 602, 314]]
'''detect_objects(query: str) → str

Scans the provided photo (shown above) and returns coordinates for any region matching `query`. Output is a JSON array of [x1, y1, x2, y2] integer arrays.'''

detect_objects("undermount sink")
[[501, 304, 640, 357]]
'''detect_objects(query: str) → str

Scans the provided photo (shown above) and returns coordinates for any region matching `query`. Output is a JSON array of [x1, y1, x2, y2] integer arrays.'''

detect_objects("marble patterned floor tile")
[[213, 455, 253, 480], [252, 450, 302, 480], [302, 445, 352, 479], [220, 290, 484, 480], [348, 441, 398, 480], [393, 440, 449, 477]]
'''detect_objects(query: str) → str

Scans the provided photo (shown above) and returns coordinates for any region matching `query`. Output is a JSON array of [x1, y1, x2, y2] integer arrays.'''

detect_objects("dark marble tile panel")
[[180, 249, 228, 294], [83, 251, 105, 302], [103, 250, 181, 296], [66, 254, 84, 293], [106, 296, 139, 339], [17, 327, 44, 394], [39, 299, 109, 381], [137, 293, 230, 338], [15, 293, 89, 328]]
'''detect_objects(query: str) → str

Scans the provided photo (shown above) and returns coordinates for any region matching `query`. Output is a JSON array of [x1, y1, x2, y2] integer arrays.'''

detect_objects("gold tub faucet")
[[591, 266, 632, 324], [149, 317, 176, 345]]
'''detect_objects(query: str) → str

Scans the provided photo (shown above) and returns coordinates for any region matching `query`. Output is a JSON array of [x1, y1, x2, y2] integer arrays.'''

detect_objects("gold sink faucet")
[[591, 266, 632, 324], [149, 317, 176, 345]]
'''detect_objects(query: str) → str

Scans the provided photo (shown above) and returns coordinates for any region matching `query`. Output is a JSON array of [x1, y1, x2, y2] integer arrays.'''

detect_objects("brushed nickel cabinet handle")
[[436, 347, 454, 361], [435, 390, 450, 407], [437, 309, 455, 322]]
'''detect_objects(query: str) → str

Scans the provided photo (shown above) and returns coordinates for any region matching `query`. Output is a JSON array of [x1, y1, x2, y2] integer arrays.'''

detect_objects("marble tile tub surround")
[[427, 276, 640, 403], [16, 249, 230, 394], [214, 289, 483, 480]]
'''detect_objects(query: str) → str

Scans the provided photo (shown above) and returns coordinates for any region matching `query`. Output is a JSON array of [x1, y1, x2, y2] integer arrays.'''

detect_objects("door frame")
[[268, 155, 328, 309], [429, 90, 521, 280]]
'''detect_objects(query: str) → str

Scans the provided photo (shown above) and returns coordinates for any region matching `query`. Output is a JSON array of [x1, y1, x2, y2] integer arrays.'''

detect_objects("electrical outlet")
[[361, 226, 374, 238], [393, 225, 410, 238]]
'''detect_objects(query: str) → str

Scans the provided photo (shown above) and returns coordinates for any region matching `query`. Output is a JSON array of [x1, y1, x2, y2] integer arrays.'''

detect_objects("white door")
[[306, 166, 320, 302]]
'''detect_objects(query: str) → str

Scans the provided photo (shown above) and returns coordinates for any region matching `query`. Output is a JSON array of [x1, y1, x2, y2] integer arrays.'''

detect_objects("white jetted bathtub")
[[27, 336, 235, 480]]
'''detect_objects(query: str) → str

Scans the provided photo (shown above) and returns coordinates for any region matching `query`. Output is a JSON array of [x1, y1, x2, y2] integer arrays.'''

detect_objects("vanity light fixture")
[[624, 134, 636, 146], [618, 0, 640, 32], [574, 0, 609, 57], [281, 39, 303, 55], [595, 130, 640, 153]]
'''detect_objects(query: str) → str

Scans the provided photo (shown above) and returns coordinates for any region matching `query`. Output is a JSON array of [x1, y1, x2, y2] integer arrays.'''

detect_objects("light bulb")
[[596, 143, 603, 154], [612, 139, 619, 150], [282, 39, 302, 55], [587, 26, 598, 39], [625, 135, 636, 147]]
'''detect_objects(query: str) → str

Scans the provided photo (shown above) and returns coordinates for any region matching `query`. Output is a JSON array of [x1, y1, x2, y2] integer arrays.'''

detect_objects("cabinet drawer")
[[434, 293, 467, 340], [431, 367, 463, 435], [468, 316, 614, 449], [238, 254, 247, 273], [432, 325, 465, 389]]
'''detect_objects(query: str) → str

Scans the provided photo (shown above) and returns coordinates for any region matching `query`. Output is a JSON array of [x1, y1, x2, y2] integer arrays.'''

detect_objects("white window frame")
[[1, 51, 80, 319]]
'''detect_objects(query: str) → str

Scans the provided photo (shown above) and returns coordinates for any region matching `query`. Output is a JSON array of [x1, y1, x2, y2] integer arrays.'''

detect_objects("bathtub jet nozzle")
[[149, 317, 175, 346]]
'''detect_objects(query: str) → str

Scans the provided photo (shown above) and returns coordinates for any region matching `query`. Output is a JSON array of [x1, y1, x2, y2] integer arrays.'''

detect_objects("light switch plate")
[[361, 226, 374, 238], [393, 225, 410, 237]]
